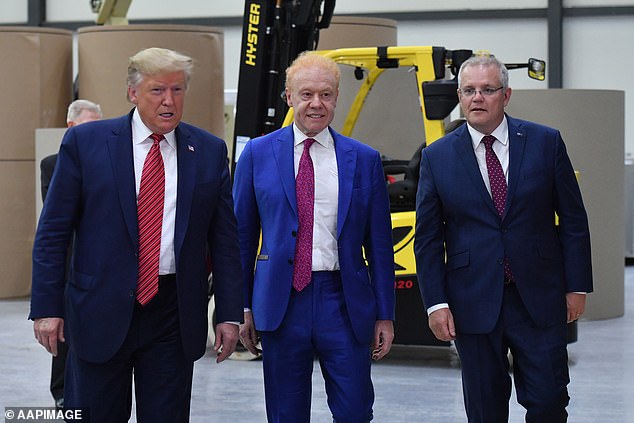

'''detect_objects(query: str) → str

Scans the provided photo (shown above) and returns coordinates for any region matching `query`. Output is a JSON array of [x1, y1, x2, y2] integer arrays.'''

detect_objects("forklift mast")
[[231, 0, 335, 170]]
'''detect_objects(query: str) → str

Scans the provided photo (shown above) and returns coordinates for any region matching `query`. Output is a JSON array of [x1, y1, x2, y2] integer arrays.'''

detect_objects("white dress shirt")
[[469, 117, 510, 193], [131, 109, 177, 275], [292, 124, 340, 271]]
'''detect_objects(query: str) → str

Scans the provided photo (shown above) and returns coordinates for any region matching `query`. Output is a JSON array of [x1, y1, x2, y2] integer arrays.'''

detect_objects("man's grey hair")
[[67, 99, 103, 124], [458, 54, 509, 90], [127, 47, 194, 93]]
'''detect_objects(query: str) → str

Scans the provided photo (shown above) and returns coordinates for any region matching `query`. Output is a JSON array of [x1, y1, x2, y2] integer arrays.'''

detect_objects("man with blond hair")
[[31, 47, 243, 422], [234, 51, 395, 423]]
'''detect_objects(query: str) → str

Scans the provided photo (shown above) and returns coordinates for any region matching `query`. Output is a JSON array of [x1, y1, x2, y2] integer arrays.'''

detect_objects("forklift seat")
[[383, 143, 425, 212]]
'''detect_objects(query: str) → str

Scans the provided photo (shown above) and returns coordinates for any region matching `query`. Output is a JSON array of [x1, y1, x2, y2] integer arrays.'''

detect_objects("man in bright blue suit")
[[233, 52, 395, 423], [30, 48, 243, 422], [415, 54, 593, 422]]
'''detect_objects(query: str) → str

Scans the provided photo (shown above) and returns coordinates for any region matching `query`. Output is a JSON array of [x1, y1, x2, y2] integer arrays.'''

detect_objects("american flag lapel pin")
[[188, 144, 195, 152]]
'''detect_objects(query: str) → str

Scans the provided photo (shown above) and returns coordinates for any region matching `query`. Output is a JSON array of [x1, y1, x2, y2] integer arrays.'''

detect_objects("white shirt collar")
[[467, 115, 509, 149], [131, 108, 177, 150], [292, 124, 333, 150]]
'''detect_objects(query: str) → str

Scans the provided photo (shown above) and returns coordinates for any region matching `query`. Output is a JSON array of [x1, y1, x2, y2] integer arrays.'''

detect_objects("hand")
[[33, 317, 64, 356], [371, 320, 394, 361], [566, 292, 587, 323], [239, 311, 261, 356], [428, 308, 456, 341], [214, 322, 239, 363]]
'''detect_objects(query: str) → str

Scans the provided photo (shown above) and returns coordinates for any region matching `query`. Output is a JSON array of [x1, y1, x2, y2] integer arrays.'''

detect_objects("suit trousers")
[[454, 284, 570, 423], [260, 271, 374, 423], [50, 339, 68, 407], [64, 275, 194, 423]]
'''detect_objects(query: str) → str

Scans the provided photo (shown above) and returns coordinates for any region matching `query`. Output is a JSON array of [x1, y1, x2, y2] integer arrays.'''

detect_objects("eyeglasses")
[[458, 86, 504, 98]]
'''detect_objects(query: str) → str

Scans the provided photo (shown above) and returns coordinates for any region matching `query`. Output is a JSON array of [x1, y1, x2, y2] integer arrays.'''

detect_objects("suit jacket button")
[[497, 258, 504, 265], [129, 290, 135, 297], [288, 259, 293, 265], [292, 231, 297, 237]]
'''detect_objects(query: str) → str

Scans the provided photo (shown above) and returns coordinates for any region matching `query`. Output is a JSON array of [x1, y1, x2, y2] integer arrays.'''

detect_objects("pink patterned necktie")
[[136, 133, 165, 305], [293, 138, 315, 292], [482, 135, 514, 282], [482, 135, 507, 216]]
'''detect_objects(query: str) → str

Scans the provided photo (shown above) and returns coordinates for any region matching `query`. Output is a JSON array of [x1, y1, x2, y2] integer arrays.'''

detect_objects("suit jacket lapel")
[[505, 116, 527, 218], [333, 129, 356, 238], [452, 127, 500, 217], [108, 112, 138, 246], [271, 126, 298, 216], [174, 125, 196, 258]]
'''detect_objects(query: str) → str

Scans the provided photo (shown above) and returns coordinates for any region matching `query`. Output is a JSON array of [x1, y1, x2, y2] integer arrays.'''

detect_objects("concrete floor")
[[2, 268, 634, 422]]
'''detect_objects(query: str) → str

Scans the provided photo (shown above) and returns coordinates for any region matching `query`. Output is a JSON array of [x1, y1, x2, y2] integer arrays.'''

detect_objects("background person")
[[233, 51, 395, 423], [41, 99, 103, 200], [30, 47, 243, 423], [40, 98, 103, 409], [415, 54, 593, 422]]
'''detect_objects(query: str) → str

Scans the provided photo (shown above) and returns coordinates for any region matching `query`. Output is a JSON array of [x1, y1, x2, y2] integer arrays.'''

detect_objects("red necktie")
[[293, 138, 315, 292], [136, 133, 165, 305], [482, 135, 514, 282]]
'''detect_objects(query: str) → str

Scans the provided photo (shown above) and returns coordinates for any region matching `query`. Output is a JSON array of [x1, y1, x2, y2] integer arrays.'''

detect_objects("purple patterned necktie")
[[137, 133, 165, 305], [482, 135, 507, 216], [482, 135, 514, 282], [293, 138, 315, 292]]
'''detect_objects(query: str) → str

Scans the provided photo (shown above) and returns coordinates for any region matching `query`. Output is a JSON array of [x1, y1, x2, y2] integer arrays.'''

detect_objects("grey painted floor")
[[2, 268, 634, 422]]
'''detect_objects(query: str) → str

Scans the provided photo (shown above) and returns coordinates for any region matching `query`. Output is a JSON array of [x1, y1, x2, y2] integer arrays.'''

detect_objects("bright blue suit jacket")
[[415, 115, 593, 333], [30, 111, 243, 363], [233, 125, 395, 344]]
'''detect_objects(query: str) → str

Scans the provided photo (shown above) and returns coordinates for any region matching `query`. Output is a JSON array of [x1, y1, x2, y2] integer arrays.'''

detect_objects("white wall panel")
[[563, 15, 633, 155], [46, 0, 243, 22], [126, 0, 242, 19], [333, 0, 547, 13], [45, 0, 553, 22], [398, 19, 548, 90], [564, 0, 634, 6], [1, 0, 27, 24], [43, 1, 634, 22], [223, 26, 243, 91], [45, 0, 96, 22]]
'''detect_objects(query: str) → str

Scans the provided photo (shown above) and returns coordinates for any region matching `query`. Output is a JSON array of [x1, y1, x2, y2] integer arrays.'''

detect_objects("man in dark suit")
[[39, 99, 103, 410], [415, 54, 593, 422], [233, 52, 395, 423], [30, 47, 243, 423]]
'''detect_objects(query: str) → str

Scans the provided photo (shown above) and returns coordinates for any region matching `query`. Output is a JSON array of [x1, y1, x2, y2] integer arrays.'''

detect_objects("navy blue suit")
[[233, 125, 394, 422], [415, 115, 592, 422], [30, 111, 242, 421]]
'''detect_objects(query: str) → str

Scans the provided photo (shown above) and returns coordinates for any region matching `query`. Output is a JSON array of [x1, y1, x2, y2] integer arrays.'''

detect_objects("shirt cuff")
[[427, 303, 449, 315]]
